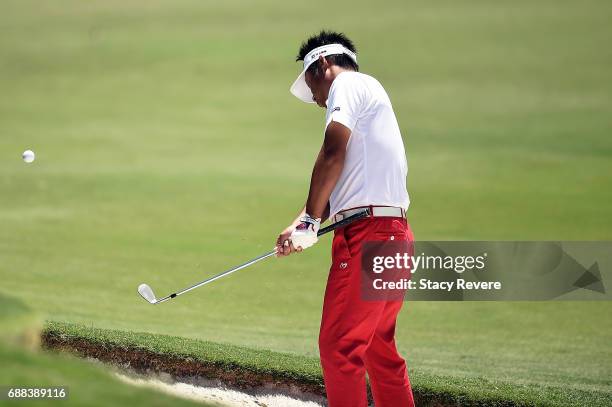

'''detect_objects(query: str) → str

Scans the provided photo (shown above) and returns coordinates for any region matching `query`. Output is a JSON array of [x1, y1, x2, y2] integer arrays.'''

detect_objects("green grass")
[[1, 0, 612, 405], [0, 341, 212, 407], [44, 321, 612, 406], [0, 292, 40, 340], [0, 294, 209, 407], [45, 321, 323, 386]]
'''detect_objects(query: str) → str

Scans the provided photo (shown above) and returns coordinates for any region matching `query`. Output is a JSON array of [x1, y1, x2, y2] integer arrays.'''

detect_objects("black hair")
[[296, 30, 359, 76]]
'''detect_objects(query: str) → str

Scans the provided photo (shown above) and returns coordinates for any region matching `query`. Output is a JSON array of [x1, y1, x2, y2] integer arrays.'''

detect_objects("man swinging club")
[[275, 30, 415, 407]]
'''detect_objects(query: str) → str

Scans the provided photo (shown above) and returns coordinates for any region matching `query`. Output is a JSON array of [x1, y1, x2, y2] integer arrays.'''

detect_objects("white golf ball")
[[22, 149, 35, 163]]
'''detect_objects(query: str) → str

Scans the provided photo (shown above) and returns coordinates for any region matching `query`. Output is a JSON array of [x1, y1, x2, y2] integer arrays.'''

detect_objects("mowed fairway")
[[1, 0, 611, 402]]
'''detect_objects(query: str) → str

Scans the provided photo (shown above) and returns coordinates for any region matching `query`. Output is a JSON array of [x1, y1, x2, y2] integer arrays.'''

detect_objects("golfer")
[[276, 30, 415, 407]]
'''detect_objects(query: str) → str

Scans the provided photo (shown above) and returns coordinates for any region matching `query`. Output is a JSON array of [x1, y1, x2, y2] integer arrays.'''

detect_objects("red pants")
[[319, 216, 415, 407]]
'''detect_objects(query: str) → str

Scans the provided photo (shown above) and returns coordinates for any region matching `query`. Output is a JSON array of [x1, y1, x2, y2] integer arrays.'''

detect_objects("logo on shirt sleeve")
[[332, 106, 341, 112]]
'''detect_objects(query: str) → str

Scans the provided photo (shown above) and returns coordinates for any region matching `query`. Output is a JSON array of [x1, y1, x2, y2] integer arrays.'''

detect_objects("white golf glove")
[[290, 214, 320, 250]]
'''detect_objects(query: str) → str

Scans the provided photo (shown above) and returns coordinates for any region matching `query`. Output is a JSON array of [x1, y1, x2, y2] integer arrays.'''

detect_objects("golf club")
[[138, 208, 370, 304]]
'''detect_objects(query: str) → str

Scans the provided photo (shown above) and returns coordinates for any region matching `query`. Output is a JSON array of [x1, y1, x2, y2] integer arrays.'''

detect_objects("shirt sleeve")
[[325, 75, 365, 132]]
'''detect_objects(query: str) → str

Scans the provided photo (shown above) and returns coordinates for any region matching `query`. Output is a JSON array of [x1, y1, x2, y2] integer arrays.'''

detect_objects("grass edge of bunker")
[[42, 321, 612, 407]]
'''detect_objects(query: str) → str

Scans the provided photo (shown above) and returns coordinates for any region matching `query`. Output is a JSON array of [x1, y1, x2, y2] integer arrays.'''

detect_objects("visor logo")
[[309, 51, 326, 61]]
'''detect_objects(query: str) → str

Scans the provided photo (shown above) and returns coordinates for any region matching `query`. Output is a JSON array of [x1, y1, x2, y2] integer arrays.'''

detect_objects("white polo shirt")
[[325, 71, 409, 217]]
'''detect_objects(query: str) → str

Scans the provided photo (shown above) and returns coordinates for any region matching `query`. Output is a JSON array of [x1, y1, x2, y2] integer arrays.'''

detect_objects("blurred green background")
[[0, 293, 209, 406], [1, 0, 611, 400]]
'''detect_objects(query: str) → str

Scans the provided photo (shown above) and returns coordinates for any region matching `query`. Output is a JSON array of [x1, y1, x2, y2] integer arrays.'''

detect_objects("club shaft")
[[154, 209, 370, 304], [156, 249, 277, 303]]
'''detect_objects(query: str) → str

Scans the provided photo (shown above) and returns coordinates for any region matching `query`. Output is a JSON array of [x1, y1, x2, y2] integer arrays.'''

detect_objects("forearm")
[[277, 122, 347, 256], [305, 150, 345, 219]]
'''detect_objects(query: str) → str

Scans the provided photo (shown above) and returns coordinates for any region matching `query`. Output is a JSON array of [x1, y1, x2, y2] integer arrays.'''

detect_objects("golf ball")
[[22, 149, 35, 163]]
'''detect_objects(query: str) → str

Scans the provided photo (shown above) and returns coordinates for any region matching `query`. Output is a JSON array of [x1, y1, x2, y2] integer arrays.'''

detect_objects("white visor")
[[290, 43, 357, 103]]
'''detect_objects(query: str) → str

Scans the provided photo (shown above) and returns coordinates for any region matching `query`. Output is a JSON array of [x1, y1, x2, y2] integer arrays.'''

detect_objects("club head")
[[138, 283, 157, 304]]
